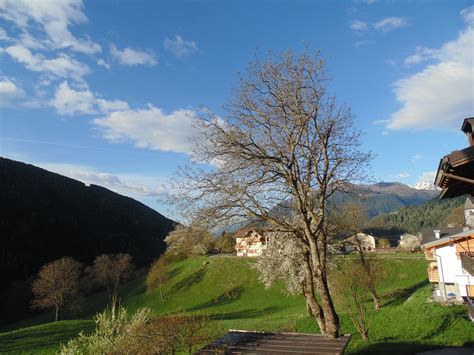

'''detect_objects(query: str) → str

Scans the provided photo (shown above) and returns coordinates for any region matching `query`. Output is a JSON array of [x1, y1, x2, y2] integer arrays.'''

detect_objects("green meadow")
[[1, 255, 472, 354]]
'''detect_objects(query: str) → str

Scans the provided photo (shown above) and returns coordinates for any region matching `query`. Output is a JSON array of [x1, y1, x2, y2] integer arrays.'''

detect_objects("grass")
[[0, 255, 472, 354]]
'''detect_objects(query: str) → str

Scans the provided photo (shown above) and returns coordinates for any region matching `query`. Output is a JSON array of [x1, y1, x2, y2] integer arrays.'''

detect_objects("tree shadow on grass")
[[382, 280, 429, 307], [170, 268, 206, 294], [0, 321, 95, 353], [208, 306, 284, 321], [167, 265, 184, 279], [186, 286, 245, 312], [353, 341, 473, 355]]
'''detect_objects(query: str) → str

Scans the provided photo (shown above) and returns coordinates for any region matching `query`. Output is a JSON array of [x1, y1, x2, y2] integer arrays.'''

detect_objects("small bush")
[[146, 257, 169, 300], [61, 306, 218, 354]]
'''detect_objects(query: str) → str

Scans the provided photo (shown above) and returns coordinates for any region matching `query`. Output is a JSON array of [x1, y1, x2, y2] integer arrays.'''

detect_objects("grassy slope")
[[1, 255, 473, 354]]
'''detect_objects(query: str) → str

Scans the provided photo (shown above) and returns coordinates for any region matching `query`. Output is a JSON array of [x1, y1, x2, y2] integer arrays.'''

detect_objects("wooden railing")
[[460, 252, 474, 276], [428, 267, 439, 282]]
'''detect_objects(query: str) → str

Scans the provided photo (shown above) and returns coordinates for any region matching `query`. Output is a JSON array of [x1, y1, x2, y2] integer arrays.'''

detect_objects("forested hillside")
[[0, 157, 175, 323], [368, 195, 465, 234]]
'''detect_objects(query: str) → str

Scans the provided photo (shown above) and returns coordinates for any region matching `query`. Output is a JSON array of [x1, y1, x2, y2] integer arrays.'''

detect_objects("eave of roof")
[[435, 145, 474, 199], [423, 228, 474, 249]]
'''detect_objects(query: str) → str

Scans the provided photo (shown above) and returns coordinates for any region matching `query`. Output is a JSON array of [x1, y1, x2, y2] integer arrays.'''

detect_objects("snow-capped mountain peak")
[[412, 181, 439, 191]]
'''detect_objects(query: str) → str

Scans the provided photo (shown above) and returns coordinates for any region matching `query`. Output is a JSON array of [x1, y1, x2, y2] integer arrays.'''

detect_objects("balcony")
[[460, 252, 474, 276], [428, 263, 439, 282]]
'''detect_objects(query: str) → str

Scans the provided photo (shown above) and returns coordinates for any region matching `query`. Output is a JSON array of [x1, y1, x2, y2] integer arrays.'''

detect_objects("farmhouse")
[[424, 117, 474, 324], [343, 233, 376, 253], [235, 228, 269, 257], [398, 233, 421, 251], [422, 222, 474, 301]]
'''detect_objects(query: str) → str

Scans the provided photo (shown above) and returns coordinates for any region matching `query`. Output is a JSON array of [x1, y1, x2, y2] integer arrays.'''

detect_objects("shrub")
[[146, 257, 169, 300], [60, 305, 150, 354], [61, 307, 218, 354]]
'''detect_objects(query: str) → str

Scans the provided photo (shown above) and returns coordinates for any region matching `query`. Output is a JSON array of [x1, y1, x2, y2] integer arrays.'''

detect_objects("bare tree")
[[32, 257, 83, 322], [164, 224, 214, 257], [335, 203, 382, 310], [331, 259, 372, 341], [172, 49, 372, 338], [146, 257, 169, 300], [91, 253, 135, 302]]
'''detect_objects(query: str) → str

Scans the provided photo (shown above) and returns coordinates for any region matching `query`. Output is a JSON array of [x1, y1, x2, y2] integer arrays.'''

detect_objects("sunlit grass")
[[1, 255, 472, 354]]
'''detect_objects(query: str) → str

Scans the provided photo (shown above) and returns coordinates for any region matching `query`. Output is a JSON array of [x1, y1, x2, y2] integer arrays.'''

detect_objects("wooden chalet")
[[425, 117, 474, 320], [235, 228, 269, 257]]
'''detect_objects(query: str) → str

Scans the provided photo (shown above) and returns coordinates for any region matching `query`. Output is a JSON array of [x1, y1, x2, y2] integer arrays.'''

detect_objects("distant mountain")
[[412, 181, 439, 191], [0, 157, 175, 288], [261, 182, 440, 227], [331, 182, 439, 217]]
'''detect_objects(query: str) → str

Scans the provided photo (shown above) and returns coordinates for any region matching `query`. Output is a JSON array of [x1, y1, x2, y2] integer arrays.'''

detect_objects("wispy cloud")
[[0, 0, 101, 54], [351, 20, 368, 32], [411, 154, 422, 163], [374, 17, 407, 32], [355, 40, 374, 47], [110, 44, 157, 66], [163, 35, 198, 57], [387, 172, 410, 180], [0, 77, 25, 107], [386, 6, 474, 130], [37, 162, 168, 198], [419, 171, 437, 184], [4, 45, 91, 85]]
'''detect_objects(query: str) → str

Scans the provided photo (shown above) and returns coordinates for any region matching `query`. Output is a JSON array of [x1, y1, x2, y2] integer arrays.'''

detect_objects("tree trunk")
[[302, 253, 326, 334], [55, 305, 59, 322], [358, 250, 381, 310], [370, 285, 381, 310], [361, 328, 369, 341], [306, 299, 313, 317], [159, 287, 164, 301], [314, 271, 340, 339], [307, 235, 340, 339]]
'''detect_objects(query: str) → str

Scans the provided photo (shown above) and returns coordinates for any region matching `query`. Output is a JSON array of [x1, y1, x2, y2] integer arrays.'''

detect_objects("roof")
[[421, 227, 463, 245], [422, 228, 474, 249], [197, 330, 352, 355], [234, 228, 265, 240], [435, 145, 474, 199]]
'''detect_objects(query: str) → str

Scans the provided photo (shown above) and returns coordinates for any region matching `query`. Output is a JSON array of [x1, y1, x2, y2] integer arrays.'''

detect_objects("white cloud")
[[411, 154, 422, 163], [0, 78, 25, 106], [37, 162, 168, 198], [50, 81, 96, 115], [404, 46, 440, 66], [374, 17, 407, 32], [387, 172, 410, 180], [163, 35, 198, 57], [93, 106, 198, 155], [351, 20, 368, 32], [0, 0, 101, 54], [50, 81, 129, 115], [461, 5, 474, 24], [96, 58, 111, 69], [5, 45, 90, 84], [110, 44, 157, 66], [0, 27, 12, 41], [387, 7, 474, 130], [355, 40, 374, 47], [419, 171, 437, 184]]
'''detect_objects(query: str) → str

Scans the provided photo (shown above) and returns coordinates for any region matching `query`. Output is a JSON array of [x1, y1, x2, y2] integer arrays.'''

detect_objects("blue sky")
[[1, 0, 473, 219]]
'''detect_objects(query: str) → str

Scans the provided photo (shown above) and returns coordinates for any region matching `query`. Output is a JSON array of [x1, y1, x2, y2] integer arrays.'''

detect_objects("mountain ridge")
[[0, 156, 175, 290]]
